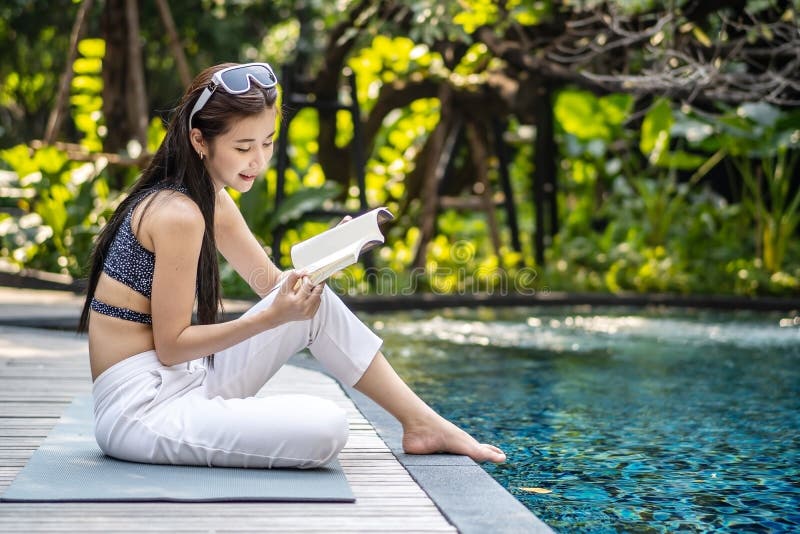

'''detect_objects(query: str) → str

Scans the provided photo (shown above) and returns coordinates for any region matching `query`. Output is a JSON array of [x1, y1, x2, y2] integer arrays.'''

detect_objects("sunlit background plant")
[[1, 0, 797, 298]]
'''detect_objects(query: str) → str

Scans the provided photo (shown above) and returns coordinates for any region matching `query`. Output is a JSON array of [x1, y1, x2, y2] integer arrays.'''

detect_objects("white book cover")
[[290, 207, 394, 285]]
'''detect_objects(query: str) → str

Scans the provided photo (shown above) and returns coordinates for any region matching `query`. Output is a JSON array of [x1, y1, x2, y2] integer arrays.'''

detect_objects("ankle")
[[400, 409, 443, 432]]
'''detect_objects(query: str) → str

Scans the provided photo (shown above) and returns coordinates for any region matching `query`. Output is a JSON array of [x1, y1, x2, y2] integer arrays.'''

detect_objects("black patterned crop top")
[[90, 184, 187, 325]]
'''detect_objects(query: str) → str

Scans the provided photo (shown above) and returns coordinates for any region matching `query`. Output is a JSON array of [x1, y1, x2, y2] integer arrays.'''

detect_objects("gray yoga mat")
[[1, 395, 355, 503]]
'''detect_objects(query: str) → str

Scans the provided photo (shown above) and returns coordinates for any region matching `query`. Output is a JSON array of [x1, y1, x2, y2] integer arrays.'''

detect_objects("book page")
[[290, 207, 393, 272]]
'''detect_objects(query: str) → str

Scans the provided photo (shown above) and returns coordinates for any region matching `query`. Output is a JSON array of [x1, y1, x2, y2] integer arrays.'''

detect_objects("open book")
[[289, 207, 394, 286]]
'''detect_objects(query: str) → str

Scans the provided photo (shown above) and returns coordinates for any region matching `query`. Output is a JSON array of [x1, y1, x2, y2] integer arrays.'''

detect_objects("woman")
[[79, 62, 506, 468]]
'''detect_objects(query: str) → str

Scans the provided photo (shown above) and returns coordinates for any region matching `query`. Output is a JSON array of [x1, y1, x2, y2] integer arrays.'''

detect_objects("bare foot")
[[402, 415, 506, 463]]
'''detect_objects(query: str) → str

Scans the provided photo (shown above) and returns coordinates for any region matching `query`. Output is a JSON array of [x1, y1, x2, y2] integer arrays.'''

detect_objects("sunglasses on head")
[[188, 62, 278, 130]]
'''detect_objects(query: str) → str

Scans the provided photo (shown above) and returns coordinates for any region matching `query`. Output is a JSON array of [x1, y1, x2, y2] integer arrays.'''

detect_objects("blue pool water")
[[366, 307, 800, 532]]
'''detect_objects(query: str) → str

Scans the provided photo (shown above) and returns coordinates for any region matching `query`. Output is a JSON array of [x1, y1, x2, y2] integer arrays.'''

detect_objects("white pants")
[[92, 285, 383, 469]]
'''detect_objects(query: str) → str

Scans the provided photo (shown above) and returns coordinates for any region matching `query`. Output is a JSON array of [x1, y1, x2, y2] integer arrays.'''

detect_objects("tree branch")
[[474, 4, 800, 106]]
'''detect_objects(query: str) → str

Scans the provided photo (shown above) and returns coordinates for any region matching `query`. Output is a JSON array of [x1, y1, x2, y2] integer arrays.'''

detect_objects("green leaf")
[[554, 90, 611, 141], [71, 75, 103, 93], [640, 98, 673, 163], [33, 146, 68, 175], [266, 182, 343, 231], [671, 112, 714, 144], [0, 144, 37, 178], [598, 93, 633, 126], [73, 57, 102, 75], [661, 150, 706, 170], [69, 94, 103, 111], [77, 38, 105, 58], [147, 117, 167, 153], [738, 102, 780, 128], [692, 26, 712, 47], [510, 1, 549, 26], [453, 0, 498, 33], [36, 183, 70, 237]]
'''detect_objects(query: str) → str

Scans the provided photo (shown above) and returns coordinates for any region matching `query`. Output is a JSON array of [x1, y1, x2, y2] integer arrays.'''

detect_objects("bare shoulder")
[[155, 190, 202, 222], [145, 190, 205, 244]]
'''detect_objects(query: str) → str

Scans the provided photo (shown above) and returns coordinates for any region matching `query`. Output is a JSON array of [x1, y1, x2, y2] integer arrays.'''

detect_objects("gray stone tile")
[[406, 464, 552, 534]]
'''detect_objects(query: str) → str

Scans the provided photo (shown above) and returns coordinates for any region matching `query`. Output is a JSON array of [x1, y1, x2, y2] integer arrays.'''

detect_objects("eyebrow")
[[234, 130, 276, 143]]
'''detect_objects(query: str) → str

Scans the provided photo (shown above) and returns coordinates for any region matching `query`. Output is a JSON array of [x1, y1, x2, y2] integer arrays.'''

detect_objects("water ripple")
[[380, 312, 800, 351]]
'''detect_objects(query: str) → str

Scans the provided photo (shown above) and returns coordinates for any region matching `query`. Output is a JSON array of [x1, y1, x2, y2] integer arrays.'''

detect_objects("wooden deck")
[[0, 326, 456, 533]]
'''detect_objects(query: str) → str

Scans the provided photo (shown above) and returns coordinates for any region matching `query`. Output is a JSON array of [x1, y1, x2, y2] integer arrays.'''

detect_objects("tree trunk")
[[102, 0, 149, 189], [124, 0, 148, 148], [155, 0, 191, 89], [465, 120, 503, 258], [102, 0, 129, 157], [533, 82, 557, 266], [412, 84, 455, 270]]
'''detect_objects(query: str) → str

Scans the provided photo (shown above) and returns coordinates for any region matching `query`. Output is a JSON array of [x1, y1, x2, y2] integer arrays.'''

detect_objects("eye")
[[235, 147, 250, 153], [263, 141, 273, 148]]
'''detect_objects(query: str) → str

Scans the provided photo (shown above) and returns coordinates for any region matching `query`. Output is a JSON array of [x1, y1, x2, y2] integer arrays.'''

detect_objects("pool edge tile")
[[290, 354, 554, 534]]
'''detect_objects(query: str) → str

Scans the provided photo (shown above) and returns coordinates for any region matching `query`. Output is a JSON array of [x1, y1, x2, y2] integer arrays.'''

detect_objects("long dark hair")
[[79, 63, 279, 365]]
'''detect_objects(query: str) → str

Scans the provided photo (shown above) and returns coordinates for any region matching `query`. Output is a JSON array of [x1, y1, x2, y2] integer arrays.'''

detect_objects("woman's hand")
[[269, 270, 323, 324]]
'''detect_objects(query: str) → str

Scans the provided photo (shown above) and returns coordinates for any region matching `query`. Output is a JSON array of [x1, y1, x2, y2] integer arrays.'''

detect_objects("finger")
[[303, 286, 322, 301], [284, 270, 302, 286], [305, 285, 322, 301], [307, 295, 322, 316], [297, 276, 315, 296], [286, 270, 306, 293], [303, 276, 315, 295]]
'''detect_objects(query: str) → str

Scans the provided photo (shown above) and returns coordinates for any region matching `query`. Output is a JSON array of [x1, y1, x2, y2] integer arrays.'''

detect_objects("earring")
[[199, 152, 204, 160]]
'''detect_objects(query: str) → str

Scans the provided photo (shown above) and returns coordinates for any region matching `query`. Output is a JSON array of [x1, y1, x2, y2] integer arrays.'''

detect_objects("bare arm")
[[214, 188, 283, 298], [148, 195, 320, 366]]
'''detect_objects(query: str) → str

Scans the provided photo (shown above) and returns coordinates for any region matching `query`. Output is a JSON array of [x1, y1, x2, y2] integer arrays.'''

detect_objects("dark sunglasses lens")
[[219, 69, 250, 92], [220, 65, 275, 92], [243, 65, 276, 86]]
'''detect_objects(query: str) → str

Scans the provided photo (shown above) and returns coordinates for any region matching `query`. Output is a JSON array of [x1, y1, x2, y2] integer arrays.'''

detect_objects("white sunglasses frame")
[[188, 62, 278, 131]]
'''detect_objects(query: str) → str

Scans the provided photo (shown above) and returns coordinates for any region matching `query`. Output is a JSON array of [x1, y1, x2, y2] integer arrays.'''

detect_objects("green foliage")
[[453, 0, 551, 33], [71, 38, 105, 152], [547, 89, 799, 296], [0, 1, 78, 145], [681, 102, 800, 275], [0, 144, 115, 278], [349, 35, 446, 114], [1, 0, 798, 300], [640, 98, 705, 170], [556, 90, 632, 142]]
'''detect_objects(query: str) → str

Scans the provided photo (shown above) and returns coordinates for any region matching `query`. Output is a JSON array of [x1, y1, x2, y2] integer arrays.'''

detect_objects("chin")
[[233, 174, 257, 191], [233, 182, 255, 193]]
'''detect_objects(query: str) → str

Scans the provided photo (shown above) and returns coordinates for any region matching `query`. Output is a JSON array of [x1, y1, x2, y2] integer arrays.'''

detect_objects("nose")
[[254, 145, 274, 174], [251, 150, 266, 172]]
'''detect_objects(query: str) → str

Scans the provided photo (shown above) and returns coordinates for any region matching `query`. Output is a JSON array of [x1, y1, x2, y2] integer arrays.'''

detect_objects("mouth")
[[239, 173, 256, 181]]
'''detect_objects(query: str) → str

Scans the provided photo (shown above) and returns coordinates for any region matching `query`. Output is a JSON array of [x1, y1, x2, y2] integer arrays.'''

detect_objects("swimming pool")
[[367, 306, 800, 532]]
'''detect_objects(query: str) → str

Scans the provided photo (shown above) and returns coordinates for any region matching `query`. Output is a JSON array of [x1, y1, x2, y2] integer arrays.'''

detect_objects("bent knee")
[[297, 398, 349, 468]]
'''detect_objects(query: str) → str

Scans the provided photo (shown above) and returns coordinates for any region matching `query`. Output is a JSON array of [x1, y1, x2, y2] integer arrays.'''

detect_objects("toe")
[[481, 443, 506, 462]]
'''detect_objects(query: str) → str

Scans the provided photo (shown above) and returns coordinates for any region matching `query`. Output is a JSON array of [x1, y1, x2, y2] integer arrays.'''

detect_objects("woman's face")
[[204, 107, 277, 193]]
